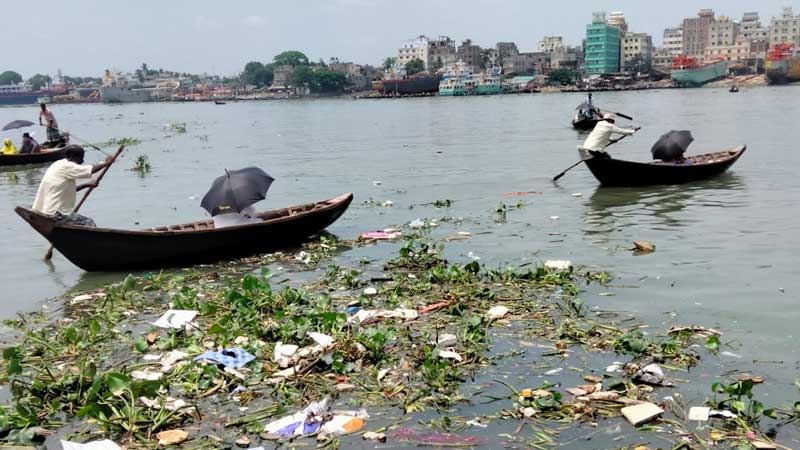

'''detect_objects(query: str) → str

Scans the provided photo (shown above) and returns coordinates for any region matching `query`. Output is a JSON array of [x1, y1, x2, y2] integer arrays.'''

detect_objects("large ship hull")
[[100, 86, 155, 103], [0, 89, 69, 106], [766, 57, 800, 84], [376, 76, 440, 95], [671, 60, 728, 86]]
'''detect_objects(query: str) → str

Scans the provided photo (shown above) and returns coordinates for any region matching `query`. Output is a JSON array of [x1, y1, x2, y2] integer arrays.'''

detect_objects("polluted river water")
[[0, 87, 799, 448]]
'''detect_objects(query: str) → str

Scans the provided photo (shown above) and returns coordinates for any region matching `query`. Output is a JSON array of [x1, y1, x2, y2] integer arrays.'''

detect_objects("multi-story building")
[[585, 12, 621, 74], [538, 36, 564, 53], [457, 39, 482, 70], [683, 9, 715, 60], [496, 42, 520, 59], [741, 12, 769, 41], [663, 28, 684, 56], [622, 32, 653, 73], [328, 61, 376, 90], [652, 48, 675, 72], [607, 11, 628, 32], [505, 52, 549, 75], [428, 36, 457, 69], [708, 16, 739, 47], [769, 7, 800, 47], [705, 35, 750, 63], [397, 35, 456, 71], [551, 46, 583, 71]]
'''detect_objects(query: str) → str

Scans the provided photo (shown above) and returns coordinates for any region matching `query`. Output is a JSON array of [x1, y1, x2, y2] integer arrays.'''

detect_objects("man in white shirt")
[[212, 205, 263, 228], [32, 145, 113, 226], [580, 113, 640, 154]]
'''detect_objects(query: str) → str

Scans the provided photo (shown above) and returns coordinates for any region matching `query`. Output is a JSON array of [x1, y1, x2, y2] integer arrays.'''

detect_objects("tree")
[[28, 74, 52, 91], [405, 58, 426, 76], [290, 65, 315, 88], [548, 68, 577, 86], [382, 57, 397, 70], [430, 57, 444, 72], [0, 71, 23, 85], [241, 61, 274, 87], [273, 51, 309, 67], [313, 69, 348, 93]]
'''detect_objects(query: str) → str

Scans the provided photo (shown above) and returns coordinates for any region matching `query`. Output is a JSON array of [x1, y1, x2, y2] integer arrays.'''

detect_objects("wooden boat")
[[214, 100, 226, 105], [0, 146, 66, 167], [729, 86, 739, 93], [572, 115, 601, 130], [583, 146, 746, 187], [16, 193, 353, 271]]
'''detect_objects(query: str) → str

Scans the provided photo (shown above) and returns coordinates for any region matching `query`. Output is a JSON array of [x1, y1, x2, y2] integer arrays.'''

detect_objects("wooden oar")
[[613, 112, 633, 121], [553, 134, 633, 182], [44, 145, 125, 260]]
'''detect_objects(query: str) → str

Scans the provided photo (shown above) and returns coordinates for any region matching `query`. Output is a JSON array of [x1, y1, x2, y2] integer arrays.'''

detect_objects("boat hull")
[[377, 76, 440, 95], [671, 61, 728, 86], [766, 57, 800, 84], [16, 193, 353, 271], [0, 147, 66, 167], [475, 85, 502, 95], [584, 147, 745, 187]]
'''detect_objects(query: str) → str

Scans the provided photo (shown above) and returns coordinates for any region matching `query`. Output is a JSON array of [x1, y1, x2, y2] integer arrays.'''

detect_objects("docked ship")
[[0, 83, 68, 106], [766, 43, 800, 84], [475, 67, 503, 95], [100, 70, 180, 103], [670, 56, 728, 86], [439, 62, 474, 96], [372, 66, 439, 96]]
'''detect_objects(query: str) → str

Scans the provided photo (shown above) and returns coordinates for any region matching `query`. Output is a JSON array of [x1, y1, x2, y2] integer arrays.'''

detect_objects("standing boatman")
[[39, 103, 61, 144], [580, 113, 640, 155]]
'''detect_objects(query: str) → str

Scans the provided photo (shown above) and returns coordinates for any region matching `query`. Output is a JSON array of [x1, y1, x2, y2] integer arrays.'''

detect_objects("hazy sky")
[[6, 0, 796, 78]]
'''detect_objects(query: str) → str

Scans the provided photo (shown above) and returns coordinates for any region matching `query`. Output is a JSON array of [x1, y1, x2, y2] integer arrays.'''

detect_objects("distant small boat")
[[583, 146, 746, 186], [0, 144, 67, 167], [729, 86, 739, 93], [214, 100, 226, 105]]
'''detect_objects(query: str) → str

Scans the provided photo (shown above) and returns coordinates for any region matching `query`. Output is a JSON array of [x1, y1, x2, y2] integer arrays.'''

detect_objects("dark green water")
[[1, 87, 798, 447]]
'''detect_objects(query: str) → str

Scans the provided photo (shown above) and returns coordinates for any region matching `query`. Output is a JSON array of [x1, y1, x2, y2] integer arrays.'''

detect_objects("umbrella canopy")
[[2, 120, 35, 131], [651, 130, 694, 161], [201, 167, 274, 216]]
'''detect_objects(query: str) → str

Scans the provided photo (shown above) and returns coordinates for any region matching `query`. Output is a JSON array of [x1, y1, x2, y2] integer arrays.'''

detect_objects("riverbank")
[[1, 225, 797, 448]]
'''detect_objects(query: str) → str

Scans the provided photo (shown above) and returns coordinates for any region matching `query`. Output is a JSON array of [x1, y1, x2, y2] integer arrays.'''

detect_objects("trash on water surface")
[[688, 406, 710, 421], [409, 218, 425, 229], [140, 396, 187, 412], [153, 309, 198, 329], [194, 348, 255, 368], [709, 409, 738, 419], [438, 349, 463, 362], [632, 241, 656, 254], [549, 216, 559, 220], [61, 440, 121, 450], [265, 398, 368, 438], [360, 231, 401, 240], [273, 343, 299, 368], [348, 308, 419, 324], [363, 287, 378, 296], [363, 431, 387, 442], [621, 402, 664, 426], [633, 364, 673, 387], [391, 428, 487, 446], [487, 305, 509, 320], [437, 333, 458, 347], [156, 429, 189, 445], [544, 260, 572, 271]]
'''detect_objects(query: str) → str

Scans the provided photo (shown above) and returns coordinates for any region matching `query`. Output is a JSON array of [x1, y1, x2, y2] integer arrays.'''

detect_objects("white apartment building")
[[708, 16, 740, 47], [622, 32, 653, 71], [705, 35, 750, 62], [663, 28, 684, 56], [397, 35, 456, 70], [538, 36, 564, 53], [769, 7, 800, 47]]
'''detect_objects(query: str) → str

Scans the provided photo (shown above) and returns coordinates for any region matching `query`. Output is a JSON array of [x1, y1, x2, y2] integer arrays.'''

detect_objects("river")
[[1, 87, 799, 446]]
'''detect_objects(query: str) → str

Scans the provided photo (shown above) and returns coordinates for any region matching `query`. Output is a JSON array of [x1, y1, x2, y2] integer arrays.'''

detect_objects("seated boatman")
[[19, 132, 40, 154], [31, 145, 113, 226], [580, 113, 640, 156], [213, 205, 263, 228]]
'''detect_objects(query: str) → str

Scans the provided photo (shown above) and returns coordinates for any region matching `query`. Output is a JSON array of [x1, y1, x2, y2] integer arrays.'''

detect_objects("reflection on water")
[[584, 173, 746, 239]]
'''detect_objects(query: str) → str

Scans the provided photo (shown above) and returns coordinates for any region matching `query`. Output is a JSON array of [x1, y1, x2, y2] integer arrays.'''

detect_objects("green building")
[[585, 12, 621, 74]]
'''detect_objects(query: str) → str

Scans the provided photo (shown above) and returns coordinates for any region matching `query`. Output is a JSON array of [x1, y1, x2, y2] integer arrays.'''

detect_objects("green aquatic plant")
[[131, 155, 151, 174]]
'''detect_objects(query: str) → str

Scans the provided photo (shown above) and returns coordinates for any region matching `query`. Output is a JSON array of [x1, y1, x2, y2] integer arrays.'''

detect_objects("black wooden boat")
[[572, 115, 601, 130], [729, 86, 739, 93], [16, 193, 353, 271], [583, 146, 746, 187], [214, 100, 226, 105], [0, 146, 66, 167]]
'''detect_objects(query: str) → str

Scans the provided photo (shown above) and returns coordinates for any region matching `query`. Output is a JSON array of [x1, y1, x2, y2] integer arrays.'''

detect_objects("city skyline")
[[4, 0, 797, 78]]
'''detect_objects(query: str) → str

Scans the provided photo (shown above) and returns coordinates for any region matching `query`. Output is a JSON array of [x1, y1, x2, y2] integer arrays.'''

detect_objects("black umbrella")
[[201, 167, 274, 216], [2, 120, 35, 131], [651, 130, 694, 161]]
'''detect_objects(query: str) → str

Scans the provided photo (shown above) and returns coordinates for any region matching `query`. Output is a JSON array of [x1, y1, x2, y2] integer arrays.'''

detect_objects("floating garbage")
[[348, 308, 419, 324], [391, 428, 487, 446], [688, 406, 710, 421], [265, 398, 367, 438], [363, 431, 387, 442], [632, 241, 656, 254], [194, 348, 255, 368], [487, 305, 510, 320], [621, 402, 664, 426], [153, 309, 198, 329], [140, 396, 187, 412], [438, 349, 463, 362], [544, 260, 573, 271], [437, 333, 458, 347], [273, 343, 299, 368], [308, 332, 334, 348], [633, 363, 673, 387], [360, 231, 401, 240], [409, 218, 425, 228], [156, 429, 188, 446], [363, 287, 378, 296], [61, 440, 121, 450]]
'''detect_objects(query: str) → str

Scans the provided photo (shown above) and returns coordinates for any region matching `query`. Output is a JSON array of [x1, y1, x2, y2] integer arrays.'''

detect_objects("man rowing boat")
[[32, 145, 113, 226], [580, 113, 640, 154]]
